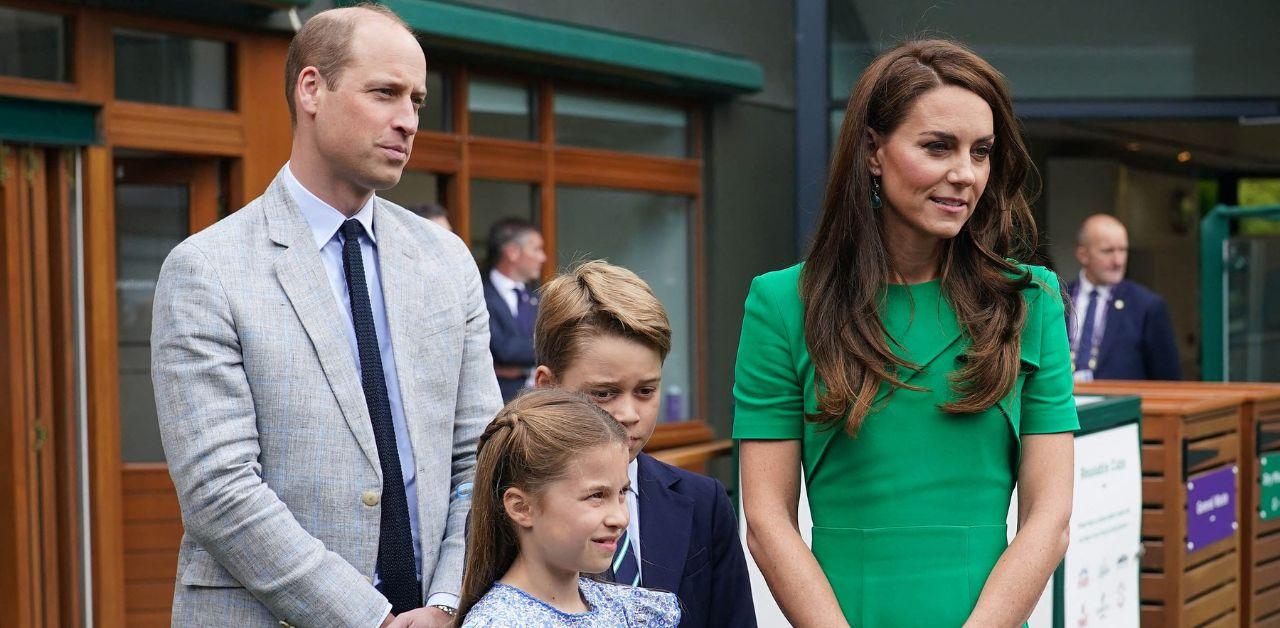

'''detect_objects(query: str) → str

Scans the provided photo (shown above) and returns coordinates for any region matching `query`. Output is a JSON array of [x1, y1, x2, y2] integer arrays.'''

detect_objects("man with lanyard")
[[1066, 213, 1181, 381]]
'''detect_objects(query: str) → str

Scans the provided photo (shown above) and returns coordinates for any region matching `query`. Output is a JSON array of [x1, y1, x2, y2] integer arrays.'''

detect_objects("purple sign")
[[1186, 465, 1238, 553]]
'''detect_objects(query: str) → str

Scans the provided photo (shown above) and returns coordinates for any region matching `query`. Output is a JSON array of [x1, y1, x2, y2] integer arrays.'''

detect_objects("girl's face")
[[509, 442, 631, 577], [535, 334, 663, 461], [869, 84, 995, 248]]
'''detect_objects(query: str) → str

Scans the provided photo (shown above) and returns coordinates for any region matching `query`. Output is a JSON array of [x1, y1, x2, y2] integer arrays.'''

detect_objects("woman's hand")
[[965, 432, 1074, 626]]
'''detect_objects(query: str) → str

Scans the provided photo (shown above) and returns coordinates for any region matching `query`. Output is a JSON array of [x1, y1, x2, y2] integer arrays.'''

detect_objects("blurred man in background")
[[409, 202, 452, 231], [482, 217, 545, 400], [1067, 213, 1180, 381]]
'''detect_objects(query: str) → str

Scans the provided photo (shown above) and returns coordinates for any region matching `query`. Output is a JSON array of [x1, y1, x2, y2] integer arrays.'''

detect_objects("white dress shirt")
[[281, 164, 458, 617], [627, 458, 643, 582], [488, 267, 523, 317], [1072, 271, 1113, 347]]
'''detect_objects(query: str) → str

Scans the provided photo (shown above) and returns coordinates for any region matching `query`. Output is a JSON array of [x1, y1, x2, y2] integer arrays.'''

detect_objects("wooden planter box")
[[1075, 386, 1244, 627], [1080, 381, 1280, 626]]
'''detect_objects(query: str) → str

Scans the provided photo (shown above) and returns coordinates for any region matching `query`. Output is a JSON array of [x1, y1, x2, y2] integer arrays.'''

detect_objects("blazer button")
[[362, 490, 380, 507]]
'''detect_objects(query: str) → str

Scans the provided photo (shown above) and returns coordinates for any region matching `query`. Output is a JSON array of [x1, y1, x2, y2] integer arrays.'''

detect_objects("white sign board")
[[1063, 423, 1143, 628]]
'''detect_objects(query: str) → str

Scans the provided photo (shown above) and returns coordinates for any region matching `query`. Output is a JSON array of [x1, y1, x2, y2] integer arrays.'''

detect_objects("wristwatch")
[[430, 604, 457, 616]]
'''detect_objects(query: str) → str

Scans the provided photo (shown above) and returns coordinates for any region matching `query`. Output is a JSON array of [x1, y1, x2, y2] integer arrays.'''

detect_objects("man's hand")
[[388, 607, 453, 627]]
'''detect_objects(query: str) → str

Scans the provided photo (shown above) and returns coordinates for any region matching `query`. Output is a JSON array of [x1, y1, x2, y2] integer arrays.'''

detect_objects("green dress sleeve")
[[1020, 268, 1080, 435], [732, 273, 806, 440]]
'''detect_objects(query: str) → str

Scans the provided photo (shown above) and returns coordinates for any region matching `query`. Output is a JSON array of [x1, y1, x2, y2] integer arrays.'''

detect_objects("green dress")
[[732, 263, 1079, 627]]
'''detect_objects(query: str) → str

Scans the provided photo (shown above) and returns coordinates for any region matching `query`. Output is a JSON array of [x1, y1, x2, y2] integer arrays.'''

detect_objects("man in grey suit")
[[151, 5, 502, 626]]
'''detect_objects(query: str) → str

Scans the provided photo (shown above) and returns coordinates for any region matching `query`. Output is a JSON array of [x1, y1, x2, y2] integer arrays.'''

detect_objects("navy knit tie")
[[340, 219, 419, 613]]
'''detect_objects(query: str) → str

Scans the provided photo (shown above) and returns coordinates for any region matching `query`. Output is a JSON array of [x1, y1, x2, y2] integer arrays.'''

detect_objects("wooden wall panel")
[[105, 103, 245, 157], [238, 35, 293, 203], [121, 465, 181, 627], [84, 145, 127, 628], [555, 148, 700, 195]]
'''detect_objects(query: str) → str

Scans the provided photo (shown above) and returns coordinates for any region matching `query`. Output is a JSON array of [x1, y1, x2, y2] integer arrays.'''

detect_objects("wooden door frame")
[[0, 145, 82, 627]]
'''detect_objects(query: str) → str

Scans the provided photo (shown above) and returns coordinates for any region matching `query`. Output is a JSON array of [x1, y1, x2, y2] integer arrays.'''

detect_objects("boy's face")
[[536, 334, 663, 461]]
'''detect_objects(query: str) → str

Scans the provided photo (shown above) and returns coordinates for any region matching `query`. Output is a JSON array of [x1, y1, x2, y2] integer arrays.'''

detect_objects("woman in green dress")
[[734, 40, 1078, 627]]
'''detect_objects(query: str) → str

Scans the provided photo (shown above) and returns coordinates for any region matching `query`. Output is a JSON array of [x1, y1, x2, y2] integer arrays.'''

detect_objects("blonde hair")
[[534, 260, 672, 375], [457, 388, 628, 620]]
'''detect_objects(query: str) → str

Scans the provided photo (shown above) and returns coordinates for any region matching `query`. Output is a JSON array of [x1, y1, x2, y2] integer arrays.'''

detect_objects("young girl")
[[458, 388, 682, 627]]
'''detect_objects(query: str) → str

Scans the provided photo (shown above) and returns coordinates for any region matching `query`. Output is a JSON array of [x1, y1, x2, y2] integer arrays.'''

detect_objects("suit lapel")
[[483, 275, 518, 330], [267, 179, 381, 475], [636, 454, 693, 594], [374, 202, 456, 451]]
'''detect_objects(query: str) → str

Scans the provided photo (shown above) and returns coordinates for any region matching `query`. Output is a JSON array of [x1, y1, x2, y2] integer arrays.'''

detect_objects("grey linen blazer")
[[151, 173, 503, 626]]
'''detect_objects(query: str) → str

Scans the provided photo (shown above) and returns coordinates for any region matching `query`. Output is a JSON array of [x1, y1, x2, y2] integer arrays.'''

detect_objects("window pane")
[[554, 90, 687, 157], [382, 170, 450, 228], [0, 7, 68, 82], [114, 28, 233, 110], [116, 184, 188, 463], [469, 77, 535, 141], [830, 1, 1280, 101], [471, 180, 539, 264], [420, 69, 450, 132], [556, 187, 694, 422]]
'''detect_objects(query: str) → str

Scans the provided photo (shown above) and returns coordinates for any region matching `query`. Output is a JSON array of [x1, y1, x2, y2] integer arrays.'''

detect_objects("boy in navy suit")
[[1066, 213, 1180, 381], [532, 260, 756, 627]]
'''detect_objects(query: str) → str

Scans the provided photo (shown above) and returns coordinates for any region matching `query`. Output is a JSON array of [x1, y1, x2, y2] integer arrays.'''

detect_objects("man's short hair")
[[284, 3, 413, 124], [486, 217, 539, 265], [534, 260, 672, 376]]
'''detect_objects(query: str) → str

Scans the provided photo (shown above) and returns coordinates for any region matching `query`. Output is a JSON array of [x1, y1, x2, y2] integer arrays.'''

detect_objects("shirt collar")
[[1077, 270, 1112, 298], [628, 457, 639, 496], [488, 267, 524, 294], [282, 162, 377, 249]]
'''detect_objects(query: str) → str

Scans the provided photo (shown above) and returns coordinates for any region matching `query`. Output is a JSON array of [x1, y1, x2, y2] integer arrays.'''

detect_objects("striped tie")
[[610, 530, 641, 587]]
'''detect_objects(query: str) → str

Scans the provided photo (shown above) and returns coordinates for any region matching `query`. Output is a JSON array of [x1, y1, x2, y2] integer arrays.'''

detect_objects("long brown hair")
[[803, 39, 1038, 435], [456, 388, 628, 620]]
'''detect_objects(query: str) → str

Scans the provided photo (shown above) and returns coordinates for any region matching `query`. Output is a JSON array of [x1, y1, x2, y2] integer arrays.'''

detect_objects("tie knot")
[[1089, 288, 1100, 299], [341, 219, 365, 242]]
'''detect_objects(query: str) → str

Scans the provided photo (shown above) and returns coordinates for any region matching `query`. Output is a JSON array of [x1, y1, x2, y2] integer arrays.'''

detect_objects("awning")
[[366, 0, 764, 97], [0, 96, 98, 146]]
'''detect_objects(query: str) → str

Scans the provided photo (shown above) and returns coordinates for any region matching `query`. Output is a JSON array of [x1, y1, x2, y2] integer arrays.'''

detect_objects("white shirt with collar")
[[280, 163, 458, 618], [488, 267, 524, 318], [1072, 271, 1114, 344], [626, 457, 643, 582]]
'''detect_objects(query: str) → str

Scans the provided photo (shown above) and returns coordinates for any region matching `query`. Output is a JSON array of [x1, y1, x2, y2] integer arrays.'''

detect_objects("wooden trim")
[[0, 145, 33, 628], [554, 147, 700, 195], [47, 149, 84, 628], [650, 439, 732, 472], [84, 146, 126, 628], [105, 102, 244, 157], [453, 68, 471, 245], [468, 138, 546, 182], [407, 132, 463, 174], [690, 109, 708, 425], [27, 148, 62, 627], [537, 80, 555, 280], [645, 420, 715, 451]]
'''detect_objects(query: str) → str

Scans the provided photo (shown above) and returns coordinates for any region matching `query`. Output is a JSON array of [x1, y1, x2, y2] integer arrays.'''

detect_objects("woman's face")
[[869, 84, 995, 246]]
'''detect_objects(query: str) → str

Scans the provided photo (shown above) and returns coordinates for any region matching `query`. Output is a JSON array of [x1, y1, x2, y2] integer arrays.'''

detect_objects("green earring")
[[870, 176, 883, 209]]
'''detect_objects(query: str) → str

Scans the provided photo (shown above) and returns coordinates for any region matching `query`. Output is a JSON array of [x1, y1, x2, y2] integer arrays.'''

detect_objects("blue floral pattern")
[[461, 577, 681, 627]]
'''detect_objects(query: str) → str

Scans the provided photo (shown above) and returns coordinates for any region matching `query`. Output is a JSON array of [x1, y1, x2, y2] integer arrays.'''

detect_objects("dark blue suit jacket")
[[481, 272, 535, 401], [636, 453, 756, 628], [1066, 278, 1181, 380]]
